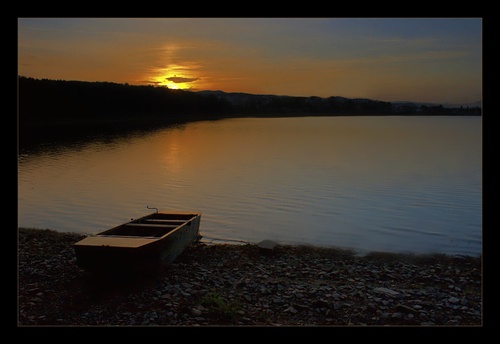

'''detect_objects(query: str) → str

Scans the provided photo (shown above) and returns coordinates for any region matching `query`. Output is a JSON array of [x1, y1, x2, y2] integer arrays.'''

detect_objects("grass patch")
[[199, 291, 240, 323]]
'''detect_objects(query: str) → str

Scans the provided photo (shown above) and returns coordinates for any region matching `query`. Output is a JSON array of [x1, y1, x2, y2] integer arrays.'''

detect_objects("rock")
[[257, 240, 278, 251], [373, 287, 401, 298], [191, 308, 202, 316]]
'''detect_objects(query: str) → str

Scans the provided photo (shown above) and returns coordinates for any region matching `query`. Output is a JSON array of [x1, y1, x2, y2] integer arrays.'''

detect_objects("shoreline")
[[18, 227, 482, 326], [20, 226, 482, 259]]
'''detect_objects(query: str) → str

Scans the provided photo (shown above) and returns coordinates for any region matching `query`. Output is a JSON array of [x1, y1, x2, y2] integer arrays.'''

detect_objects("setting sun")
[[164, 81, 180, 90], [146, 63, 202, 90]]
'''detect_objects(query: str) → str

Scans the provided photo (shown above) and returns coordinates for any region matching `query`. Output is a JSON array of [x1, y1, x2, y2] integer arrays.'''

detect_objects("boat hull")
[[73, 212, 201, 273]]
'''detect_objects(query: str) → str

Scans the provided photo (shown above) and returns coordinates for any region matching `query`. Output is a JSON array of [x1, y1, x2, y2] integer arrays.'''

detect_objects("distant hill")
[[442, 101, 482, 109], [195, 90, 481, 116], [392, 100, 482, 109], [195, 90, 394, 115]]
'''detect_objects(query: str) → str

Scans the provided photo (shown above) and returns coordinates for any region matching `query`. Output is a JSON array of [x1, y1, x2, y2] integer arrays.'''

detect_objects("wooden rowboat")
[[73, 211, 201, 273]]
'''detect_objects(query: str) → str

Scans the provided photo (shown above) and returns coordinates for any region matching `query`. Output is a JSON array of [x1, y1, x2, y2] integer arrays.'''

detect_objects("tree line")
[[18, 76, 230, 124], [18, 76, 397, 123]]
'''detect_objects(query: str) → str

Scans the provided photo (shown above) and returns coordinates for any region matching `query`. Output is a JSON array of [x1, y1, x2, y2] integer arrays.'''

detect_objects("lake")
[[17, 116, 482, 256]]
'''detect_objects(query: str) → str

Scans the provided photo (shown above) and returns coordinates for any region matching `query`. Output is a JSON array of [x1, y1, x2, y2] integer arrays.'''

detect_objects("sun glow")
[[165, 83, 180, 90], [147, 64, 201, 90]]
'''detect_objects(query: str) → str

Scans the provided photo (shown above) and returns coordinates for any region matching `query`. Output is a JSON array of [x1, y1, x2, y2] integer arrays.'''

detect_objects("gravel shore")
[[18, 227, 482, 327]]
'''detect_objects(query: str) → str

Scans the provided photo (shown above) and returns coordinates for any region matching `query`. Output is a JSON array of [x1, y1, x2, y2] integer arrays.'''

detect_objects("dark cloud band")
[[166, 76, 199, 83]]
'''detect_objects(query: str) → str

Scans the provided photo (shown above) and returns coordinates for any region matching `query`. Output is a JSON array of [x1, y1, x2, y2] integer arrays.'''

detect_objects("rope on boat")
[[199, 235, 250, 244], [146, 205, 158, 213]]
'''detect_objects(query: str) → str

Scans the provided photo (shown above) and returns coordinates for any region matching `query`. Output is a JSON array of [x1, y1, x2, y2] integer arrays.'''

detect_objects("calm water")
[[18, 116, 482, 256]]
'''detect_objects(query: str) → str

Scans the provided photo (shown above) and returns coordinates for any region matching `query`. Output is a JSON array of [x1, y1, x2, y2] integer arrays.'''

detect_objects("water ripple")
[[18, 116, 482, 256]]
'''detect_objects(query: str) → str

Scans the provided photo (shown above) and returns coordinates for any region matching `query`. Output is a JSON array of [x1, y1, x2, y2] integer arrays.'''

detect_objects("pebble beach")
[[18, 227, 482, 327]]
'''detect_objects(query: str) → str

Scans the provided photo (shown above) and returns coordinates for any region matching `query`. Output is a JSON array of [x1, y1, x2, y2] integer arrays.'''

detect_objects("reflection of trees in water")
[[18, 121, 188, 156]]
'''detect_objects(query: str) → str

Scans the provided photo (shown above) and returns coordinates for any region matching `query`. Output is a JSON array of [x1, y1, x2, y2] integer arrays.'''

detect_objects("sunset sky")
[[18, 18, 482, 105]]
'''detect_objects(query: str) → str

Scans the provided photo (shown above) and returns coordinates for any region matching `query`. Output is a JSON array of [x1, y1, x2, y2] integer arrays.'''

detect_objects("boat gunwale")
[[74, 212, 201, 247]]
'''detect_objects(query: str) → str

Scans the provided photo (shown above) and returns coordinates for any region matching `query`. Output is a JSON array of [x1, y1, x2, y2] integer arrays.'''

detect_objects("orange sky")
[[18, 18, 482, 105]]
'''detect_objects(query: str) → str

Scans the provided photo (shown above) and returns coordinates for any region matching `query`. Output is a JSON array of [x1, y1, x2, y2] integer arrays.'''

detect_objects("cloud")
[[144, 79, 162, 85], [166, 76, 199, 83]]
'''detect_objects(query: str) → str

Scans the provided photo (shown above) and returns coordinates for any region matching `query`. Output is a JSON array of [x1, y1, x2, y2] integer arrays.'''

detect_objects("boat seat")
[[144, 219, 185, 223], [126, 223, 178, 228]]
